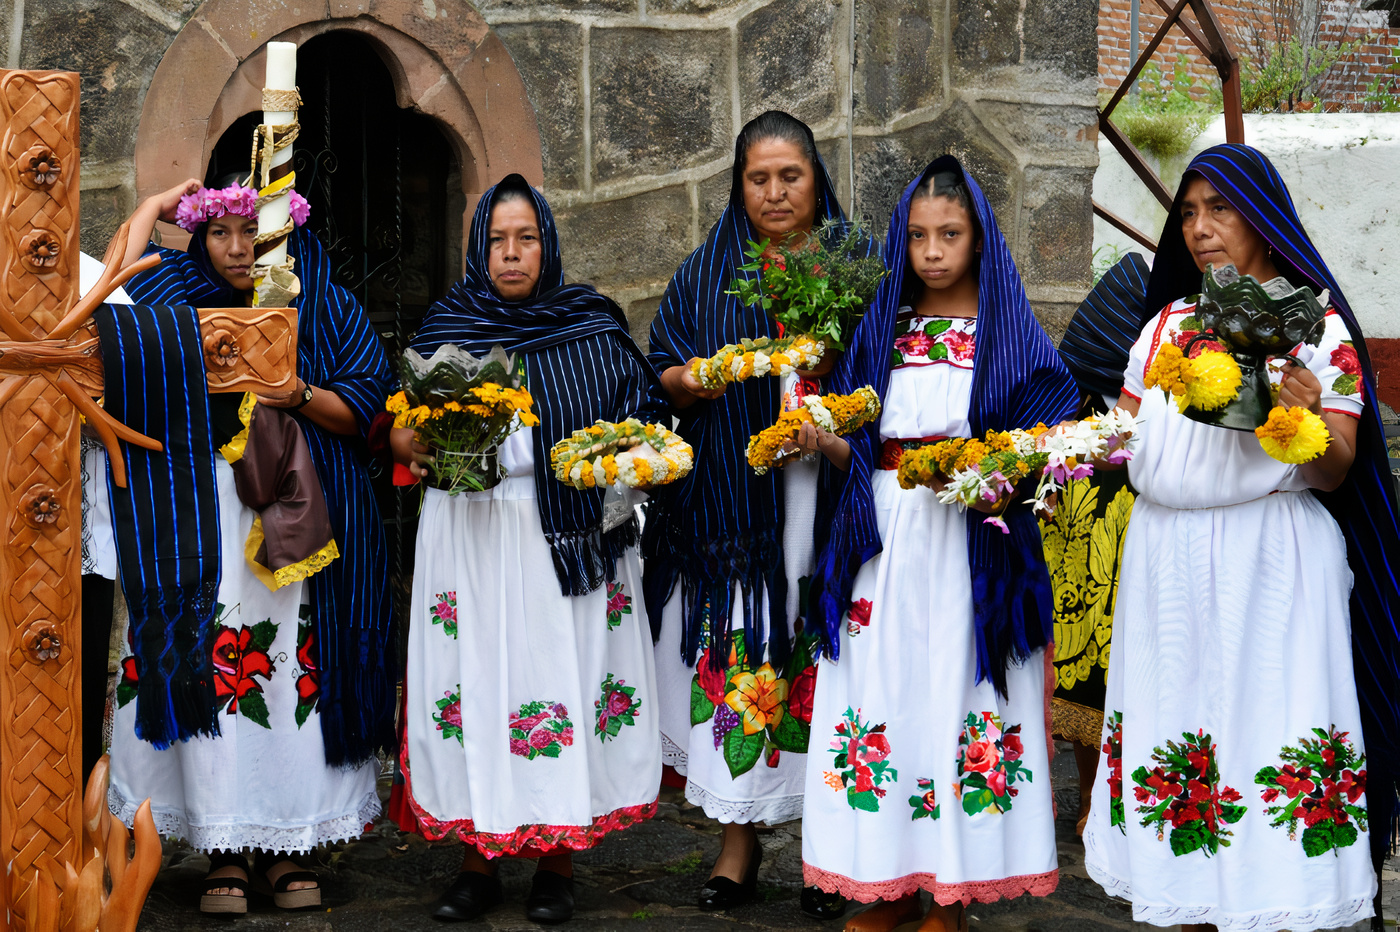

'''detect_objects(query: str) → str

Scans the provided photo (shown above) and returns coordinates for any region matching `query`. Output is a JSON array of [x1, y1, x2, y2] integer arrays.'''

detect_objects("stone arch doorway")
[[133, 0, 544, 295], [205, 31, 461, 350]]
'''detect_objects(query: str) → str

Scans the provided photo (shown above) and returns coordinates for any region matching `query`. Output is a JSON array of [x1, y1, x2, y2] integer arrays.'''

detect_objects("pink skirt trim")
[[399, 745, 657, 858], [802, 863, 1058, 905]]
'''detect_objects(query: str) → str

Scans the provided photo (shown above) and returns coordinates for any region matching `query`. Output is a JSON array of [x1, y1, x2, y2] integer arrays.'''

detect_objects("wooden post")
[[0, 67, 299, 931]]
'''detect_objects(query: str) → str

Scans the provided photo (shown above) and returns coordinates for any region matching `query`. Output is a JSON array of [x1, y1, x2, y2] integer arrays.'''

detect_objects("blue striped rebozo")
[[848, 155, 1079, 696], [1145, 143, 1400, 864], [410, 174, 667, 596], [1059, 252, 1151, 400], [96, 303, 222, 748], [126, 226, 395, 768], [644, 130, 876, 673]]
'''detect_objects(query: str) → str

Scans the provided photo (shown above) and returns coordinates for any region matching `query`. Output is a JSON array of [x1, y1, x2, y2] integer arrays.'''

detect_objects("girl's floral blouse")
[[890, 312, 977, 371]]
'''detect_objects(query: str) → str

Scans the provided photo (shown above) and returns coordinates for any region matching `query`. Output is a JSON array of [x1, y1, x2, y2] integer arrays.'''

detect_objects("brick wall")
[[1098, 0, 1399, 111]]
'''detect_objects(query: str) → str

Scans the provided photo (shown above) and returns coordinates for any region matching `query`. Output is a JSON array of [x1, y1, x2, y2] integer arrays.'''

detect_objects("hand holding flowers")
[[747, 386, 881, 475]]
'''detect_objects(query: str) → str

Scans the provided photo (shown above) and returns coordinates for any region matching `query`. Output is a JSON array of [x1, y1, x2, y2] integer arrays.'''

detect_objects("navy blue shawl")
[[844, 156, 1079, 694], [1059, 252, 1151, 399], [410, 175, 666, 596], [1146, 143, 1400, 860], [126, 226, 396, 768], [97, 303, 222, 747], [644, 132, 870, 670]]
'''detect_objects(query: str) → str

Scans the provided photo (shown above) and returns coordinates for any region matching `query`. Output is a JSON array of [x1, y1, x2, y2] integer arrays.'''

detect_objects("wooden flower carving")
[[19, 145, 61, 187], [19, 486, 60, 526], [20, 230, 61, 269], [204, 329, 241, 367], [24, 621, 61, 663]]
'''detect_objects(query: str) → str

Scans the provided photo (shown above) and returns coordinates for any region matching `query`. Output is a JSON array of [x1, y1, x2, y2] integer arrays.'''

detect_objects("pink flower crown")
[[174, 182, 311, 233]]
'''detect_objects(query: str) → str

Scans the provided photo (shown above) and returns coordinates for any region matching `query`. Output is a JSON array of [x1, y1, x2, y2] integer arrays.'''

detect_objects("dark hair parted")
[[490, 173, 535, 209], [730, 110, 821, 198]]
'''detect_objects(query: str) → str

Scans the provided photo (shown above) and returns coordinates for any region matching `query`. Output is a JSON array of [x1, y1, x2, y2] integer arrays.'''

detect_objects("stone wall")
[[6, 0, 1100, 344]]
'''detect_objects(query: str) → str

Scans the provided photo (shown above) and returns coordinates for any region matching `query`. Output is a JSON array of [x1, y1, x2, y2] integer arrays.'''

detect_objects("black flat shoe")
[[799, 884, 848, 920], [525, 869, 575, 924], [696, 841, 762, 910], [432, 870, 503, 922]]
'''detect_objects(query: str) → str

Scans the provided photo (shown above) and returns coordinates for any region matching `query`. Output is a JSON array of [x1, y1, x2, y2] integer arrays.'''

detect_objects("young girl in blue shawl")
[[646, 111, 873, 918], [802, 157, 1077, 932], [105, 175, 394, 914], [392, 175, 664, 925], [1082, 145, 1400, 932]]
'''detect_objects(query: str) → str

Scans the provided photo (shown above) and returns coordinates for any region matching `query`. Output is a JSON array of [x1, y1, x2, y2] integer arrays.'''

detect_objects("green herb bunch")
[[726, 217, 888, 351]]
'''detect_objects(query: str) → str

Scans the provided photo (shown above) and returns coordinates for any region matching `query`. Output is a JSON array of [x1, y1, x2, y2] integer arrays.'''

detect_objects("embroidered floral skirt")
[[108, 460, 381, 853], [401, 481, 660, 857], [1083, 492, 1375, 931], [654, 457, 819, 826], [801, 471, 1058, 904]]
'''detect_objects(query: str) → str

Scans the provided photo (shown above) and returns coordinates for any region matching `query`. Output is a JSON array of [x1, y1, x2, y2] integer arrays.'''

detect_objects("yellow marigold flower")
[[443, 400, 463, 412], [518, 410, 540, 427], [1255, 405, 1331, 464], [466, 403, 494, 418], [724, 663, 788, 735], [985, 430, 1015, 453], [1145, 343, 1190, 398], [603, 458, 619, 485], [633, 456, 654, 486], [953, 439, 989, 472], [1182, 350, 1242, 412], [386, 391, 409, 415]]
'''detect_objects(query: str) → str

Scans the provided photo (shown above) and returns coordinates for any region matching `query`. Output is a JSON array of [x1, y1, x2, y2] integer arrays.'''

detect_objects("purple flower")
[[551, 702, 569, 719], [288, 189, 311, 226], [218, 184, 258, 218]]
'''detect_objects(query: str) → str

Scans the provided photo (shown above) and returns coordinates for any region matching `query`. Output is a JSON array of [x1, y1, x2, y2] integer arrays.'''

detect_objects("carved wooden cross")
[[0, 69, 298, 930]]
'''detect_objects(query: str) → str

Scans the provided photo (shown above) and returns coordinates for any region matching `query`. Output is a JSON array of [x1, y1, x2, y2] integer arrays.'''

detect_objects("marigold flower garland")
[[746, 386, 883, 475], [549, 418, 694, 490], [896, 410, 1138, 532], [690, 334, 825, 391]]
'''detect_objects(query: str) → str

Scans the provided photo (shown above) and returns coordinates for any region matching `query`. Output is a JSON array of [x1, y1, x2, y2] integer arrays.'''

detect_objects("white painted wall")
[[1093, 114, 1400, 337]]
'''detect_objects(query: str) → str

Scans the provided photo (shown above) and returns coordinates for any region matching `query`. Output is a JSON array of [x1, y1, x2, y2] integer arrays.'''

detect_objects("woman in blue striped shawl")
[[801, 157, 1076, 932], [105, 176, 394, 913], [391, 174, 665, 925], [1082, 145, 1400, 932], [646, 111, 873, 917]]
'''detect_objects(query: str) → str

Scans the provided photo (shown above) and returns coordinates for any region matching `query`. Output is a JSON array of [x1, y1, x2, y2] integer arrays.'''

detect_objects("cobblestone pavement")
[[135, 748, 1394, 931]]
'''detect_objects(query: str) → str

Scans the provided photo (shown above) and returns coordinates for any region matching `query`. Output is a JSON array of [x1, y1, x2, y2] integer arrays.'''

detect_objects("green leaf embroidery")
[[690, 678, 716, 727], [923, 319, 952, 336], [250, 619, 278, 653], [239, 691, 272, 729], [768, 706, 809, 753], [723, 726, 765, 779], [928, 343, 949, 361], [1332, 373, 1359, 396]]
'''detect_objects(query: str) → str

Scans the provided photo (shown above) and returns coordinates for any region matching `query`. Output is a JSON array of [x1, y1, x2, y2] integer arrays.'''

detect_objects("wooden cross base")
[[0, 68, 298, 932]]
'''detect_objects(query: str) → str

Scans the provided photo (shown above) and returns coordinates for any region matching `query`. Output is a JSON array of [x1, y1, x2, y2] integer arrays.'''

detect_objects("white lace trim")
[[107, 783, 381, 855], [684, 778, 803, 826], [661, 732, 688, 771], [1085, 828, 1374, 931]]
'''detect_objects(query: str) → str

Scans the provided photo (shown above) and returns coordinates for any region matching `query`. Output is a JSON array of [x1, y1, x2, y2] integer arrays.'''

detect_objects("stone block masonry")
[[11, 0, 1098, 346], [485, 0, 1100, 346]]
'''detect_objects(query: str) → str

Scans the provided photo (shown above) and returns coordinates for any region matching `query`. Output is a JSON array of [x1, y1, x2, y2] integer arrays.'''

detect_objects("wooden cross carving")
[[0, 69, 298, 931]]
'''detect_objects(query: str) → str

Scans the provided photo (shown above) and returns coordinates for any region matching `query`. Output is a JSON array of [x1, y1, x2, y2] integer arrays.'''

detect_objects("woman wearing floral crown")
[[801, 157, 1077, 932], [1081, 145, 1400, 932], [104, 175, 395, 914], [390, 174, 665, 925], [645, 110, 877, 919]]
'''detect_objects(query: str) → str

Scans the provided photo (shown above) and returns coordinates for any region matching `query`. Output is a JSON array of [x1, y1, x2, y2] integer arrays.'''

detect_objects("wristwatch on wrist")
[[290, 384, 314, 410]]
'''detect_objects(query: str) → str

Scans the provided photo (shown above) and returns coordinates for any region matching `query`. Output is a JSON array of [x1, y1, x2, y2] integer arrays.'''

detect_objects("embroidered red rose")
[[848, 598, 872, 628], [987, 768, 1008, 797], [439, 698, 462, 728], [962, 738, 999, 774], [696, 649, 730, 705], [211, 625, 274, 714], [942, 329, 975, 362], [1002, 732, 1024, 762], [788, 665, 816, 725], [859, 731, 891, 763], [1331, 343, 1361, 375]]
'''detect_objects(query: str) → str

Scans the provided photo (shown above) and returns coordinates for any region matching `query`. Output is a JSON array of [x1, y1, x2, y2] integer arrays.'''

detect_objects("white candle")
[[256, 41, 297, 273]]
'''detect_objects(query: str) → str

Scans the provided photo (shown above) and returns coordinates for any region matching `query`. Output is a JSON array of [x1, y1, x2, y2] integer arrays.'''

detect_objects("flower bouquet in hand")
[[550, 419, 694, 491], [747, 386, 882, 475], [693, 218, 887, 389], [388, 344, 538, 495], [897, 410, 1138, 532]]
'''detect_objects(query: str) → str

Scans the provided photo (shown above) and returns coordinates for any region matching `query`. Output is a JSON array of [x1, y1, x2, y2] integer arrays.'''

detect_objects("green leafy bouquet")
[[726, 217, 887, 352]]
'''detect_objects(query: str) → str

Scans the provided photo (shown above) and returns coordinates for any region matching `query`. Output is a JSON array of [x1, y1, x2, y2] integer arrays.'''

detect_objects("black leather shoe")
[[696, 842, 762, 910], [525, 869, 575, 924], [432, 870, 503, 922], [799, 884, 848, 920]]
